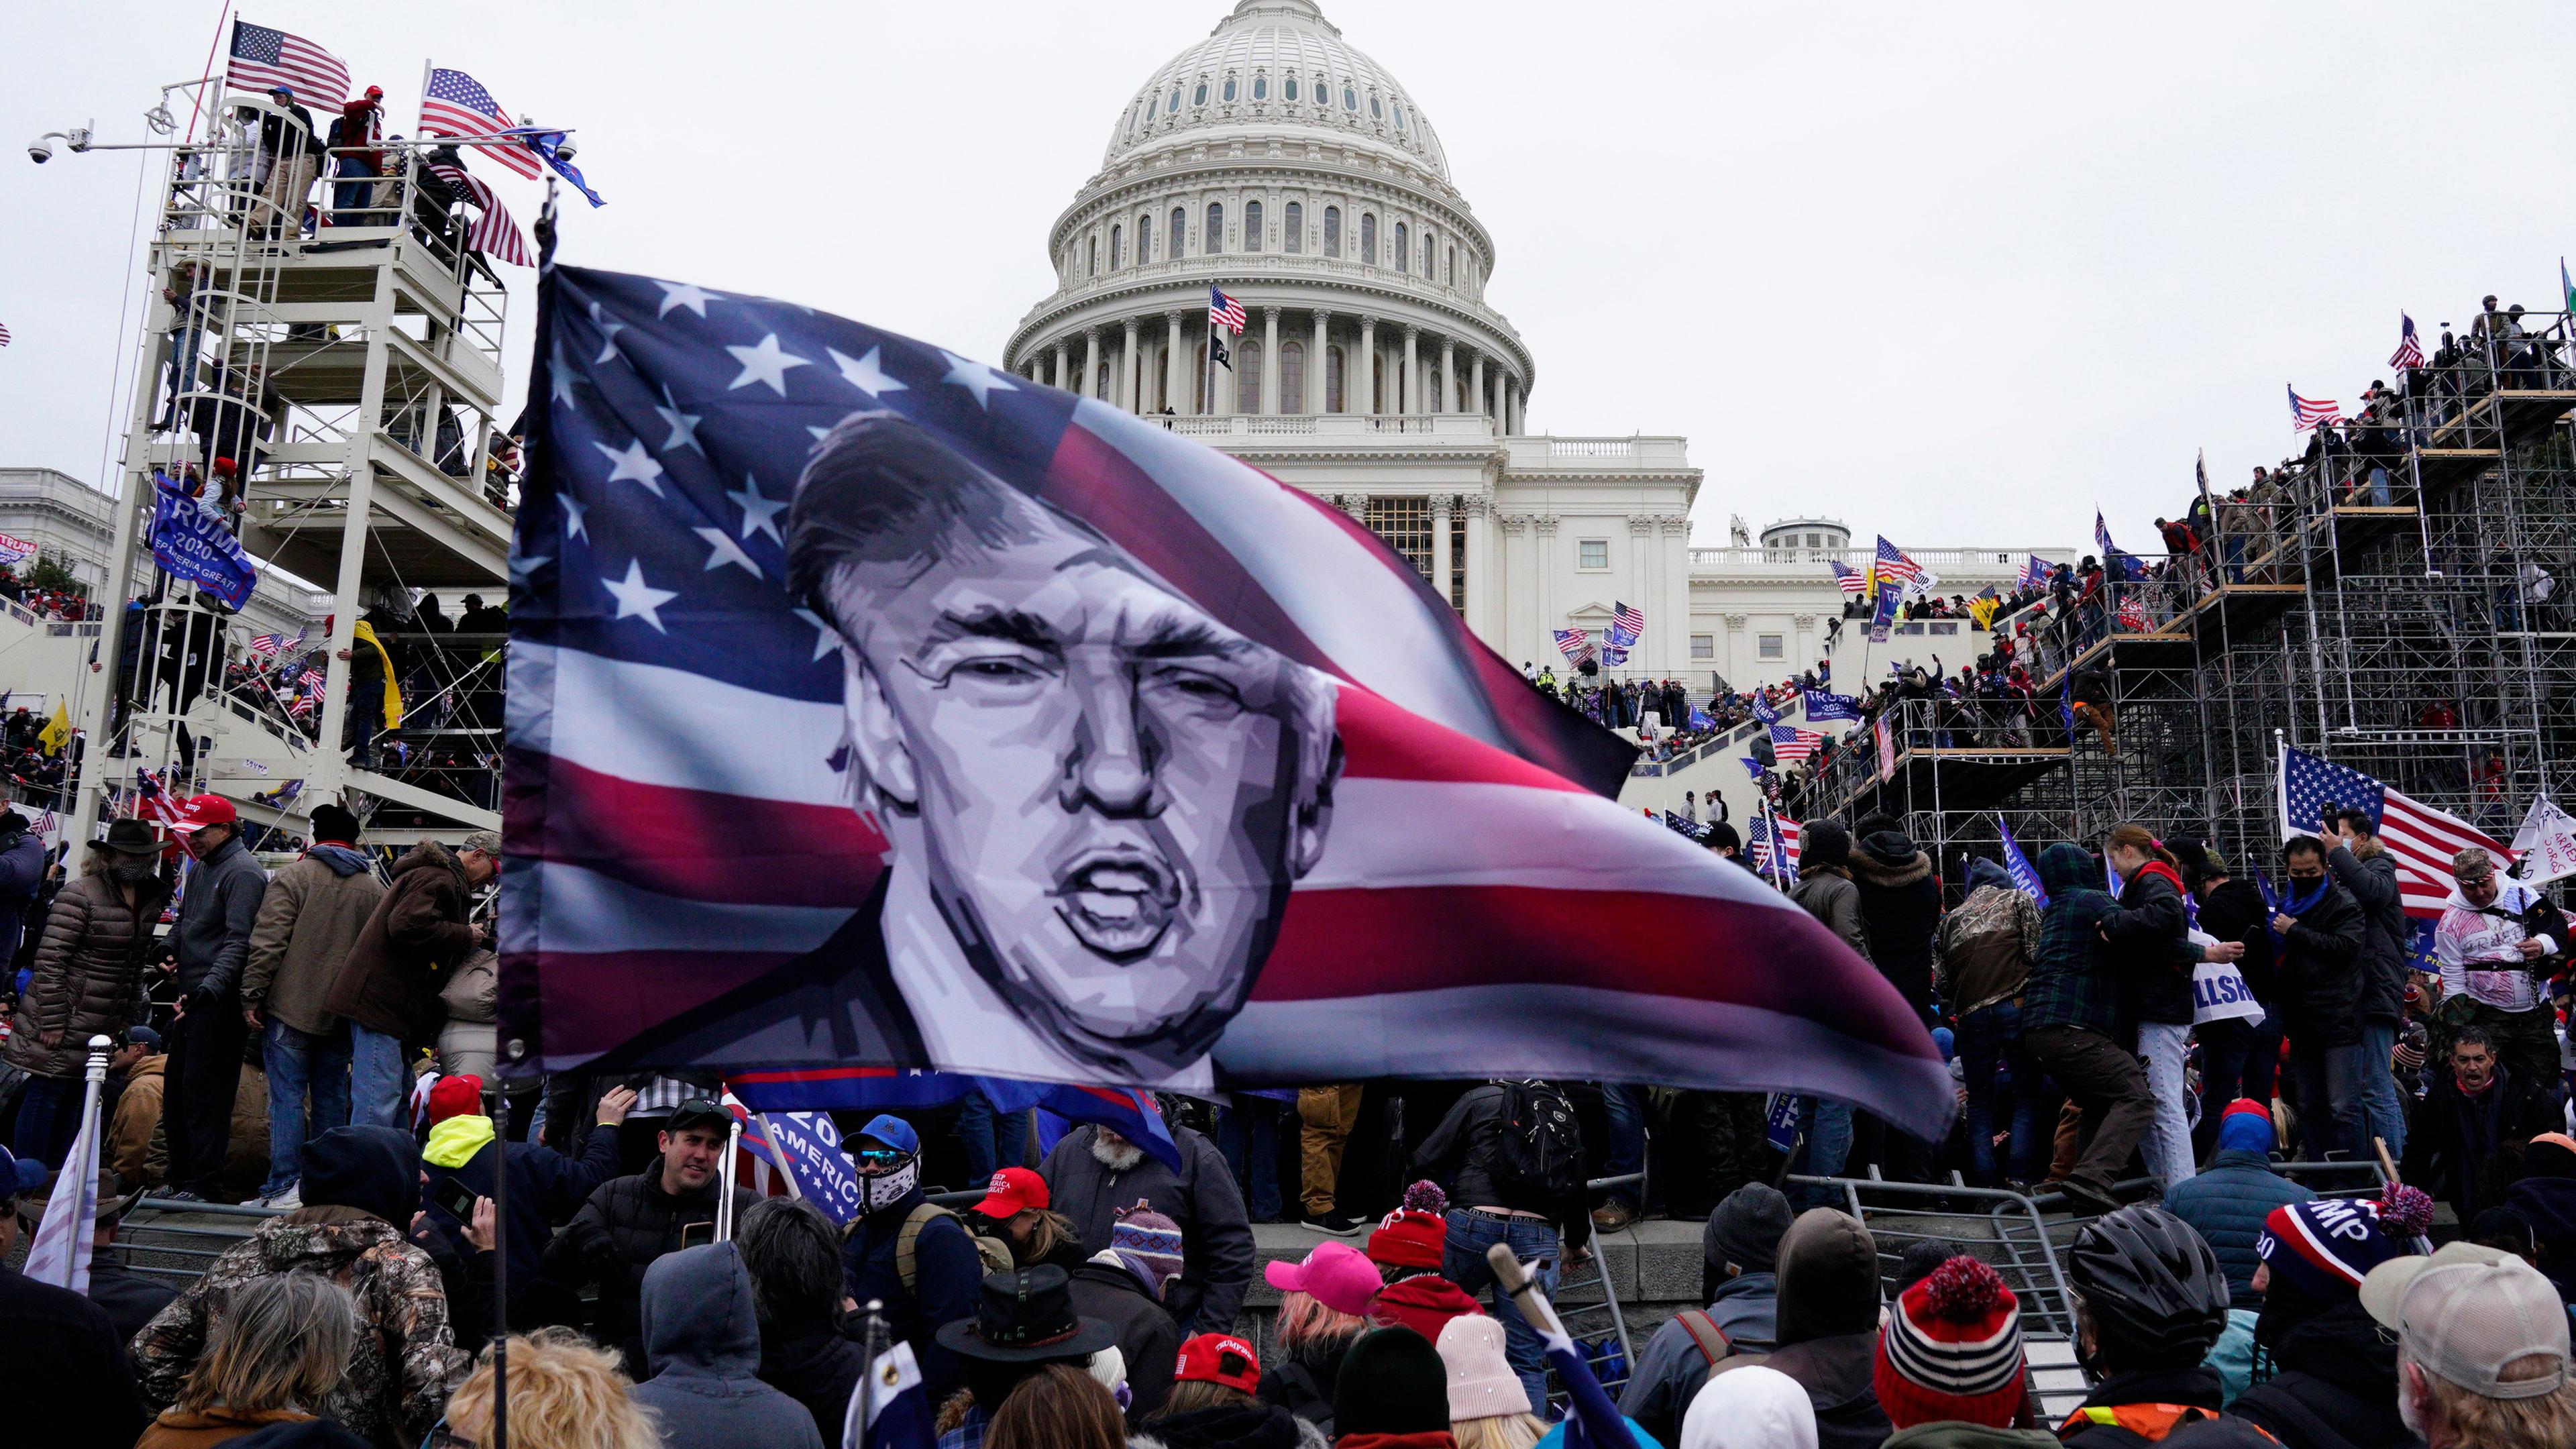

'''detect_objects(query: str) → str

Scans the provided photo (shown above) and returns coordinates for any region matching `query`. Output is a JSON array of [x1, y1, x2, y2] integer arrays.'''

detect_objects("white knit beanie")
[[1437, 1314, 1529, 1420]]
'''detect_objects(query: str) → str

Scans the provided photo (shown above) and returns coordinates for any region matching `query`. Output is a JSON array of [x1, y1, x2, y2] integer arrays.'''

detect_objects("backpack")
[[1672, 1309, 1732, 1367], [893, 1201, 1014, 1291], [1492, 1080, 1582, 1202]]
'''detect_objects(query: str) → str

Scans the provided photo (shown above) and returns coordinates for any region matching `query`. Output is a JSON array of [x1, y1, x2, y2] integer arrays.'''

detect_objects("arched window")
[[1171, 207, 1187, 255], [1283, 201, 1302, 254], [1252, 74, 1267, 100], [1245, 199, 1263, 252], [1424, 233, 1435, 276], [1325, 345, 1344, 413], [1280, 340, 1305, 414], [1283, 74, 1296, 101], [1393, 102, 1406, 131], [1139, 213, 1154, 263], [1205, 202, 1223, 254], [1094, 360, 1110, 400], [1323, 205, 1340, 257], [1394, 222, 1408, 272], [1447, 246, 1456, 283], [1109, 223, 1122, 270], [1360, 212, 1376, 264], [1193, 80, 1208, 107], [1222, 75, 1237, 102], [1169, 88, 1181, 113], [1087, 235, 1098, 278], [1314, 74, 1328, 106], [1342, 83, 1357, 111], [1236, 340, 1262, 413], [1368, 94, 1382, 119]]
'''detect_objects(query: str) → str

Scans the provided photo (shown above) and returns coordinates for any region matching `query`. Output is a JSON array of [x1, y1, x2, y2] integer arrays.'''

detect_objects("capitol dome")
[[1104, 0, 1451, 182], [1004, 0, 1530, 428]]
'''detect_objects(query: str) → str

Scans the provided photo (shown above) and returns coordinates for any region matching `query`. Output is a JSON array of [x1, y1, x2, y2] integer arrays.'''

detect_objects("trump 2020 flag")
[[504, 265, 1950, 1136]]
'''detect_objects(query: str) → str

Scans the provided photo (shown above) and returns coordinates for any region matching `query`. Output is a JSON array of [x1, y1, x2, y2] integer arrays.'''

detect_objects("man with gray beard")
[[1037, 1121, 1253, 1337]]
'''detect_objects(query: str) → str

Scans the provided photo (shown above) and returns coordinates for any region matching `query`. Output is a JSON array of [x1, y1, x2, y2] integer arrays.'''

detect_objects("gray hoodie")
[[629, 1244, 825, 1449]]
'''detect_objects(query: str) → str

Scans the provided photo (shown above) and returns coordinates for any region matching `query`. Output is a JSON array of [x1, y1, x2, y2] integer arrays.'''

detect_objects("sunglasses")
[[852, 1148, 909, 1167]]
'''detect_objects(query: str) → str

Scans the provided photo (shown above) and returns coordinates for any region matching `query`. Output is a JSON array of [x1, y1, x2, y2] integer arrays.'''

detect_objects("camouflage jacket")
[[129, 1207, 468, 1448]]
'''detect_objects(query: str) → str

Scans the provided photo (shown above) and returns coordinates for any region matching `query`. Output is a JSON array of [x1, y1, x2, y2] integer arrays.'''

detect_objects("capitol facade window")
[[1368, 94, 1382, 119], [1692, 635, 1715, 661], [1325, 346, 1344, 412], [1223, 75, 1237, 101], [1394, 222, 1407, 272], [1236, 340, 1263, 413], [1087, 235, 1098, 278], [1283, 74, 1297, 100], [1360, 213, 1375, 264], [1343, 83, 1356, 111], [1171, 206, 1187, 254], [1281, 341, 1305, 413], [1110, 224, 1122, 270], [1394, 102, 1407, 131], [1284, 201, 1301, 253], [1366, 496, 1434, 581], [1139, 213, 1154, 262], [1246, 199, 1263, 252], [1758, 634, 1785, 660], [1578, 539, 1609, 570], [1313, 73, 1328, 106], [1207, 202, 1223, 254], [1324, 206, 1340, 257], [1169, 87, 1181, 113], [1253, 74, 1267, 100], [1194, 80, 1208, 106]]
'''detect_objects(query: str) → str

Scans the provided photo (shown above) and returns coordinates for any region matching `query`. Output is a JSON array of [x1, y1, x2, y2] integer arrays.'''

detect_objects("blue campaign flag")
[[1801, 689, 1860, 722], [1739, 757, 1765, 778], [1540, 1320, 1644, 1448], [2058, 670, 2076, 741], [1687, 705, 1715, 731], [148, 472, 257, 609], [1996, 815, 2049, 906], [762, 1110, 865, 1224], [727, 1070, 1181, 1171], [516, 127, 604, 206], [1868, 580, 1901, 643], [981, 1080, 1180, 1171], [842, 1342, 936, 1449], [1763, 1092, 1801, 1152], [1750, 692, 1780, 726]]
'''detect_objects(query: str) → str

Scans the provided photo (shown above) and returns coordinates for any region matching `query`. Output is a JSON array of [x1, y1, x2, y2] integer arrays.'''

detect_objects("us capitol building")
[[1002, 0, 2055, 691]]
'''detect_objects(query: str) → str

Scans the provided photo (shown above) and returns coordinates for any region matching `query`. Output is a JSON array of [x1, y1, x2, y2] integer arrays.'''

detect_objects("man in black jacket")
[[1066, 1205, 1183, 1421], [2327, 808, 2413, 1159], [160, 794, 270, 1202], [2399, 1026, 2559, 1220], [1038, 1122, 1253, 1338], [0, 1145, 146, 1449], [2269, 837, 2369, 1160], [1846, 814, 1940, 1183], [2178, 843, 2280, 1161], [543, 1097, 754, 1376], [1411, 1080, 1591, 1411]]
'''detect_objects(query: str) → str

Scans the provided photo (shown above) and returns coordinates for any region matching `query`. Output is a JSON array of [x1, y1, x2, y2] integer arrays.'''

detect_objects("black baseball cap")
[[663, 1099, 732, 1136]]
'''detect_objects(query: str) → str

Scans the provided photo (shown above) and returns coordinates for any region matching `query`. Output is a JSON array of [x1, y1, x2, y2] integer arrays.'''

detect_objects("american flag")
[[1770, 722, 1825, 763], [0, 321, 11, 347], [427, 161, 535, 268], [2279, 743, 2512, 917], [1208, 285, 1246, 335], [132, 769, 184, 826], [2288, 384, 2343, 432], [248, 633, 287, 658], [2015, 554, 2043, 591], [419, 66, 542, 179], [1599, 642, 1629, 667], [1552, 627, 1591, 661], [2390, 313, 2425, 373], [1872, 535, 1921, 594], [1748, 815, 1803, 875], [2093, 511, 2116, 559], [2116, 593, 2148, 631], [1829, 559, 1867, 596], [297, 667, 327, 693], [288, 693, 315, 717], [502, 264, 1955, 1138], [223, 19, 350, 111], [1610, 601, 1646, 645]]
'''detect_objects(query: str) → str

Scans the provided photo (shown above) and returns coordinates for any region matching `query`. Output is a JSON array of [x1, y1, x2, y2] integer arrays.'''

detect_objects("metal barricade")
[[1543, 1170, 1640, 1407], [115, 1197, 288, 1286]]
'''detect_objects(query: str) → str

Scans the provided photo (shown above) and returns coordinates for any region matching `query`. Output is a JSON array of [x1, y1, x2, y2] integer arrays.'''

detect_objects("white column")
[[1470, 352, 1486, 421], [1401, 327, 1419, 413], [1665, 519, 1695, 678], [1431, 494, 1454, 607], [1439, 339, 1456, 413], [1121, 319, 1140, 412], [1506, 379, 1522, 435], [1358, 315, 1377, 417], [1462, 496, 1494, 643], [1260, 307, 1280, 415], [1629, 518, 1653, 645], [1491, 368, 1505, 427], [1165, 312, 1184, 417], [1534, 516, 1559, 639], [1311, 309, 1331, 412], [1081, 329, 1101, 402], [1499, 514, 1532, 663], [1052, 342, 1068, 390]]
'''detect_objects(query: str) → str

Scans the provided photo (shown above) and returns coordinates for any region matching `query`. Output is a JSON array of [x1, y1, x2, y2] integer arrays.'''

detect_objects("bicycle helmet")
[[2065, 1205, 2230, 1370]]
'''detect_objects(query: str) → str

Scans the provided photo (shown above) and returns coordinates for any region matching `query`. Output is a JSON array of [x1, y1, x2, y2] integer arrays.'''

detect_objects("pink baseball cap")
[[1263, 1240, 1381, 1318]]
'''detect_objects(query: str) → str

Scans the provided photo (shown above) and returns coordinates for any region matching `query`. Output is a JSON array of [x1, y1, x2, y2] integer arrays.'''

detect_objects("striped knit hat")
[[2255, 1191, 2428, 1301], [1108, 1203, 1187, 1301], [1872, 1255, 2027, 1430]]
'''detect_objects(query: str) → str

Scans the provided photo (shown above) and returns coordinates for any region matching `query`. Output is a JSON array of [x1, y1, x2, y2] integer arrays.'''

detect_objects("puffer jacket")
[[2, 853, 170, 1080], [0, 826, 46, 965], [243, 844, 383, 1036], [1847, 830, 1939, 1015], [1788, 865, 1871, 960], [130, 1211, 465, 1448], [2272, 879, 2368, 1048], [2160, 1148, 2315, 1305], [2326, 841, 2407, 1025], [629, 1244, 826, 1449], [2104, 861, 2194, 1026], [323, 841, 476, 1041]]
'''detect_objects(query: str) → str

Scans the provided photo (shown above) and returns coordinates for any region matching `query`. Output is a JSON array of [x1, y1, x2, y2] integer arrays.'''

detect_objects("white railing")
[[1546, 437, 1636, 458], [1150, 412, 1493, 439], [1688, 546, 2070, 570]]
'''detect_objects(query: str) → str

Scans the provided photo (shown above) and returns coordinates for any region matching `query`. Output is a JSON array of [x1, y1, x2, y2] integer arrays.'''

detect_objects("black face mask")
[[109, 857, 158, 885]]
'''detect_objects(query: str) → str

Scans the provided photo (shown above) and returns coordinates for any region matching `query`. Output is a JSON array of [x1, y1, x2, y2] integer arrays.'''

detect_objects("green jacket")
[[1883, 1423, 2061, 1449]]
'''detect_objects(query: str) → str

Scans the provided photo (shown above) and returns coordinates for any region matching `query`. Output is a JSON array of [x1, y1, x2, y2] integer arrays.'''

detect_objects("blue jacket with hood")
[[630, 1243, 826, 1449]]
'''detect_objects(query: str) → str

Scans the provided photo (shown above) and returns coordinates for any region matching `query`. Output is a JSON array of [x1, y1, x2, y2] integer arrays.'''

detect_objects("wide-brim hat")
[[934, 1265, 1120, 1363], [98, 819, 163, 855], [16, 1167, 142, 1228]]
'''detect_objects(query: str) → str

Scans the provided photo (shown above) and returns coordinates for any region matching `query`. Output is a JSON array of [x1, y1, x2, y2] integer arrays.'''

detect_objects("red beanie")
[[1873, 1256, 2027, 1430], [426, 1074, 486, 1124], [1366, 1210, 1446, 1271]]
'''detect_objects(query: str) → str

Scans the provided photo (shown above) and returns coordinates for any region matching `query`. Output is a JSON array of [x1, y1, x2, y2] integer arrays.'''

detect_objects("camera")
[[28, 138, 51, 164]]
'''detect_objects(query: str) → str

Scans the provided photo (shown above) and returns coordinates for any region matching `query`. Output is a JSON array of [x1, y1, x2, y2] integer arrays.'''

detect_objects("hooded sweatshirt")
[[1848, 829, 1940, 1015], [629, 1244, 826, 1449], [129, 1126, 466, 1449], [1937, 859, 2041, 1018], [1750, 1210, 1888, 1449], [2023, 845, 2120, 1036]]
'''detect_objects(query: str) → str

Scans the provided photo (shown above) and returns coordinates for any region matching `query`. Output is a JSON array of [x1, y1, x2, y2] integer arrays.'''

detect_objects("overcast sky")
[[7, 1, 2574, 554]]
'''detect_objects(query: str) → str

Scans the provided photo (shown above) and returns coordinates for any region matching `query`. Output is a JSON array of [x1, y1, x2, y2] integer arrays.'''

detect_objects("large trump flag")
[[504, 265, 1951, 1138]]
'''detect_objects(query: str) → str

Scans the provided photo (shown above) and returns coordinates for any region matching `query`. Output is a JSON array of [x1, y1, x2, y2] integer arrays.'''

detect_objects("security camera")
[[28, 137, 51, 164], [553, 139, 577, 162]]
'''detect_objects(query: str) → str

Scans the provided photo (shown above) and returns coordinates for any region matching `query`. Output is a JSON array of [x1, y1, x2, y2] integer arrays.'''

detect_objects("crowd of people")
[[1, 564, 105, 623]]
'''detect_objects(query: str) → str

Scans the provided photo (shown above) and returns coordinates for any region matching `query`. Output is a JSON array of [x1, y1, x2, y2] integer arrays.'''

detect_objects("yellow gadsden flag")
[[36, 702, 70, 755], [350, 621, 403, 729]]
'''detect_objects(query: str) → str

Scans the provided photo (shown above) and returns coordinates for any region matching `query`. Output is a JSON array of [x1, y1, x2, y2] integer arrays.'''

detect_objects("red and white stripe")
[[2382, 789, 2512, 918], [428, 162, 534, 268], [505, 394, 1952, 1138], [224, 20, 351, 111]]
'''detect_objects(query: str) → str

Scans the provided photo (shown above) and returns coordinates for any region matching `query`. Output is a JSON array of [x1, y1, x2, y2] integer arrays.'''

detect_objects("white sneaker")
[[255, 1185, 301, 1210]]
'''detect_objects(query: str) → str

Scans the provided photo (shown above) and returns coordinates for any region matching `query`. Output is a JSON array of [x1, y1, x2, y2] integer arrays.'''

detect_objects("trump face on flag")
[[781, 410, 1341, 1083]]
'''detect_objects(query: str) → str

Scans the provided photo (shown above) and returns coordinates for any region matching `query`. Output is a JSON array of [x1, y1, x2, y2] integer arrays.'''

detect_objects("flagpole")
[[488, 1080, 512, 1449]]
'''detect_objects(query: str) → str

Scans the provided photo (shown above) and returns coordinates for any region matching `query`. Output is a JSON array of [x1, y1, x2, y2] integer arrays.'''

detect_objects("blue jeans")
[[1601, 1084, 1647, 1207], [332, 156, 378, 223], [1215, 1097, 1287, 1222], [1444, 1209, 1561, 1411], [2355, 1020, 2406, 1159], [260, 1018, 351, 1196], [349, 1024, 409, 1129], [957, 1090, 1004, 1185], [1790, 1097, 1853, 1209], [1957, 1004, 2044, 1184], [2286, 1037, 2363, 1159], [9, 1075, 80, 1168]]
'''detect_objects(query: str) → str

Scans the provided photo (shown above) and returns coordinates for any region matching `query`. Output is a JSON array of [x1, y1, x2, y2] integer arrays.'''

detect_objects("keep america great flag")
[[504, 264, 1950, 1136]]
